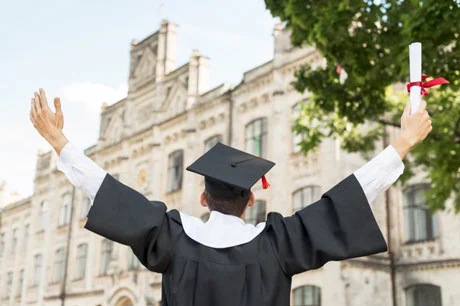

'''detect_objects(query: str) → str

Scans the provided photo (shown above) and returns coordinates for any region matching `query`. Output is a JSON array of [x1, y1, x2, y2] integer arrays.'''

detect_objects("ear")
[[246, 192, 255, 207], [200, 192, 208, 207]]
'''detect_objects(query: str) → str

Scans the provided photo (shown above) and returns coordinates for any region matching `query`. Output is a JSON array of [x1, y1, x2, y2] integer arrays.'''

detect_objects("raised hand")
[[33, 88, 64, 130], [400, 100, 432, 147], [391, 99, 432, 159], [30, 88, 68, 154]]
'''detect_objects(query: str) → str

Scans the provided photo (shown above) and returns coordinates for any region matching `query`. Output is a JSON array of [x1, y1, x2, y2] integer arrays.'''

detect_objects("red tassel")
[[261, 175, 270, 189]]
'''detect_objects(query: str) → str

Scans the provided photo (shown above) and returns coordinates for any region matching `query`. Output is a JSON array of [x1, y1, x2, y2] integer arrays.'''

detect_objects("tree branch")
[[378, 119, 400, 128]]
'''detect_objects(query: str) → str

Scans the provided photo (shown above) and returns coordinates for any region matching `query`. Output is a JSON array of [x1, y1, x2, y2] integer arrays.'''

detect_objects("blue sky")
[[0, 0, 278, 198]]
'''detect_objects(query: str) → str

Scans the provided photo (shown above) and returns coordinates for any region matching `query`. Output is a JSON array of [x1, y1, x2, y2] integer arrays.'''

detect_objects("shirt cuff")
[[354, 145, 405, 204], [56, 142, 107, 198]]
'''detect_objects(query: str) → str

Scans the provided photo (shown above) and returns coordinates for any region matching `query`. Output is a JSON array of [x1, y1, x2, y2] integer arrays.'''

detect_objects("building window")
[[293, 186, 321, 212], [403, 184, 439, 243], [59, 193, 72, 226], [80, 196, 92, 220], [53, 248, 65, 283], [293, 285, 321, 306], [23, 224, 30, 252], [17, 269, 24, 297], [128, 250, 140, 271], [6, 271, 13, 296], [245, 118, 267, 158], [204, 135, 223, 152], [167, 150, 184, 193], [11, 228, 18, 254], [245, 200, 266, 225], [292, 103, 307, 153], [75, 243, 88, 280], [100, 239, 113, 275], [33, 254, 42, 286], [38, 201, 48, 231], [0, 232, 5, 257], [201, 212, 210, 222], [406, 284, 442, 306]]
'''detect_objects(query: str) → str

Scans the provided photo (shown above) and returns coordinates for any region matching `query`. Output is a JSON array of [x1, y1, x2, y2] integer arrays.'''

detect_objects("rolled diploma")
[[409, 42, 422, 115]]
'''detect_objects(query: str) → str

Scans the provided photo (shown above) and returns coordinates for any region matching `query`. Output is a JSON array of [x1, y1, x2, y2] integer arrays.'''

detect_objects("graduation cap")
[[186, 142, 275, 198]]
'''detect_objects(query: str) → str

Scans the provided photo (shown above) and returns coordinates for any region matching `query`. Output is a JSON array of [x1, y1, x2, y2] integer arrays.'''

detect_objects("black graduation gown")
[[85, 173, 387, 306]]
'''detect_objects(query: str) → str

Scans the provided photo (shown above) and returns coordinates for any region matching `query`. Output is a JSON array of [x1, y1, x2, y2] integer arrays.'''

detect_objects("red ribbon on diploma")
[[406, 75, 449, 95]]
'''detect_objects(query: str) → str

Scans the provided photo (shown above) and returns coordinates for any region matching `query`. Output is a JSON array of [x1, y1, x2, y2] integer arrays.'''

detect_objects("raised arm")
[[268, 99, 432, 276], [29, 89, 182, 273], [354, 99, 432, 203], [29, 88, 105, 198]]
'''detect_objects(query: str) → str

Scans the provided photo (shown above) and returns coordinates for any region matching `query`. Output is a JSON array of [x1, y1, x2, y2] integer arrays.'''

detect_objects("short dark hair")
[[204, 190, 250, 217]]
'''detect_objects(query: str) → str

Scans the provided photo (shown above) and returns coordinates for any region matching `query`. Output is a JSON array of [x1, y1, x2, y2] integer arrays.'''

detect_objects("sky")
[[0, 0, 279, 199]]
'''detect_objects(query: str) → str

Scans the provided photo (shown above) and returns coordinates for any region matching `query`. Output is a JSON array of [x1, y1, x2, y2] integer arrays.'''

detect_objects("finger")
[[403, 100, 410, 116], [30, 98, 37, 119], [417, 100, 427, 114], [33, 95, 40, 114], [34, 92, 42, 112], [39, 88, 50, 110], [54, 97, 63, 115]]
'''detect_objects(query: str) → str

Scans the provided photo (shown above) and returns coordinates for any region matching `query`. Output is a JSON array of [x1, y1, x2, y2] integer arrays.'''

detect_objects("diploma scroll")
[[409, 42, 422, 115]]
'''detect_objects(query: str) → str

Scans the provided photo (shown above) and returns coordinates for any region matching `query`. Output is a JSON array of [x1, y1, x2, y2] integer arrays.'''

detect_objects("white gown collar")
[[179, 210, 266, 249]]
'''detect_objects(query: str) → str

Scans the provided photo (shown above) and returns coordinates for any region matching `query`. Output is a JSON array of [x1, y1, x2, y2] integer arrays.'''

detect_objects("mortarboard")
[[186, 142, 275, 198]]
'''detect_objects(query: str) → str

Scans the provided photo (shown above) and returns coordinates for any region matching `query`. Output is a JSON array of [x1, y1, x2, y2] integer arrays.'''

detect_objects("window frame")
[[204, 134, 223, 152], [33, 253, 43, 286], [245, 200, 266, 225], [59, 193, 72, 226], [166, 150, 184, 193], [245, 118, 268, 158], [405, 284, 442, 306], [403, 184, 439, 244], [53, 247, 66, 283], [292, 186, 321, 212], [75, 243, 88, 280], [99, 239, 113, 276], [293, 285, 322, 306]]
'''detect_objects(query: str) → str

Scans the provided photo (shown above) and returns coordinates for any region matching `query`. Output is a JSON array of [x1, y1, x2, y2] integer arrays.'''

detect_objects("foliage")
[[265, 0, 460, 212]]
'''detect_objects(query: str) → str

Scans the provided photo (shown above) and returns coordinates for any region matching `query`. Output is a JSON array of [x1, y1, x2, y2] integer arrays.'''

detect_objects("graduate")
[[29, 88, 432, 306]]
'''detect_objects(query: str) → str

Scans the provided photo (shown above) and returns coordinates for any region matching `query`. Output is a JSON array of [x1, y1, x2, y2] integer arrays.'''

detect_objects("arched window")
[[59, 193, 72, 226], [293, 285, 321, 306], [38, 200, 48, 231], [53, 247, 65, 283], [293, 186, 321, 212], [403, 184, 439, 243], [201, 212, 210, 222], [245, 200, 266, 225], [204, 135, 223, 152], [33, 254, 43, 286], [75, 243, 88, 280], [167, 150, 184, 193], [100, 239, 113, 275], [245, 118, 267, 158], [406, 284, 442, 306]]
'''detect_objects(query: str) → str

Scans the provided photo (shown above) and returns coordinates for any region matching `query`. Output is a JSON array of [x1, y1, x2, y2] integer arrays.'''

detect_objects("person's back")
[[85, 172, 387, 306]]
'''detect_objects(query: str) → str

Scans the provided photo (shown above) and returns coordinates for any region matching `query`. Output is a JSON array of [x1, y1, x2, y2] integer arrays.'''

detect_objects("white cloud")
[[58, 82, 128, 114]]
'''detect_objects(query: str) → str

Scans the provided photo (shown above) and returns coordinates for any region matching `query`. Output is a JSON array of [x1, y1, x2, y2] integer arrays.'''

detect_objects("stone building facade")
[[0, 20, 459, 306]]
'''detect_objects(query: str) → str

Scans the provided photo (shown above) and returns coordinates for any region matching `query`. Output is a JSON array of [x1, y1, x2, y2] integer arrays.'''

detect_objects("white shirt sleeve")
[[56, 142, 107, 199], [353, 145, 405, 204]]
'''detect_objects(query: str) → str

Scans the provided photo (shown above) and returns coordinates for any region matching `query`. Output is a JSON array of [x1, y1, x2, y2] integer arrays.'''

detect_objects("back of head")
[[204, 190, 250, 217]]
